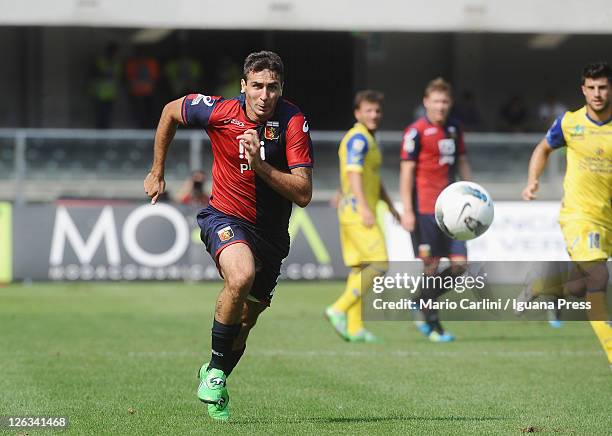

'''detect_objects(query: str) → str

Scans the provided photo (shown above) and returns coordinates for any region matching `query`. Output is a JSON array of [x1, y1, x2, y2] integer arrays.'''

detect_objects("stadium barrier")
[[0, 129, 565, 203]]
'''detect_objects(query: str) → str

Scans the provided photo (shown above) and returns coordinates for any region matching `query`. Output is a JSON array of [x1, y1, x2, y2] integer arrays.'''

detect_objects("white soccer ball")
[[434, 181, 494, 241]]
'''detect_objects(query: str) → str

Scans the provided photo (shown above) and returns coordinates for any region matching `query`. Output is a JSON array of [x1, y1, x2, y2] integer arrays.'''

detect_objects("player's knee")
[[225, 268, 255, 296], [580, 262, 609, 291]]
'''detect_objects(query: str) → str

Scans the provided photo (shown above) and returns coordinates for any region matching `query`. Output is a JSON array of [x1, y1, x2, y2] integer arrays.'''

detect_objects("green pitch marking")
[[0, 202, 12, 282]]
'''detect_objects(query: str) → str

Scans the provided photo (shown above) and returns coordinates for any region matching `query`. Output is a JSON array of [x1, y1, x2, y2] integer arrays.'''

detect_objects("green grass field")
[[1, 282, 610, 435]]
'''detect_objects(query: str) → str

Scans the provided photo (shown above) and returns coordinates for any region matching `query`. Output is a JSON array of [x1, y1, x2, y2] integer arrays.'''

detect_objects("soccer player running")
[[144, 51, 313, 420], [399, 78, 473, 342], [325, 90, 400, 343], [522, 61, 612, 366]]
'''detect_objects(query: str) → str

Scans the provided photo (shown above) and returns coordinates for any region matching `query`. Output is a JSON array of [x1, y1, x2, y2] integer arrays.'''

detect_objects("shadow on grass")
[[227, 415, 510, 425]]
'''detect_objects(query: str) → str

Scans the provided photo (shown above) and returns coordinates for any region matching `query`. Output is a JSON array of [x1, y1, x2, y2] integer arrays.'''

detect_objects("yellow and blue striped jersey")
[[338, 122, 382, 224], [546, 106, 612, 228]]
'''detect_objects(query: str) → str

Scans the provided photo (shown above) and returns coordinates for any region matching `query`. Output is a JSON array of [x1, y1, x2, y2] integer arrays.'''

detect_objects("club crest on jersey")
[[217, 226, 234, 242], [570, 124, 585, 139], [265, 121, 280, 140]]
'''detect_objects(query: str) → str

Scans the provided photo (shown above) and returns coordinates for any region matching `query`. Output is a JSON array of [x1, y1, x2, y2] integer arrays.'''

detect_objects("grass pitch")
[[1, 281, 610, 435]]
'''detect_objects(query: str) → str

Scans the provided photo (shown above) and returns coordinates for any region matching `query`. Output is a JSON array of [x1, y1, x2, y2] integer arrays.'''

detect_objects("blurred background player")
[[144, 51, 313, 420], [325, 90, 400, 343], [522, 61, 612, 366], [399, 78, 473, 342]]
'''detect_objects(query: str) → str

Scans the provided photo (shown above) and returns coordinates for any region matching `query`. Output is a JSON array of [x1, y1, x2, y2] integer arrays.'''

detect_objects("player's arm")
[[255, 163, 313, 208], [399, 160, 416, 232], [523, 114, 566, 200], [238, 129, 312, 207], [347, 171, 376, 227], [144, 98, 185, 204], [522, 137, 555, 200], [455, 124, 472, 181], [457, 155, 472, 181], [380, 183, 401, 223]]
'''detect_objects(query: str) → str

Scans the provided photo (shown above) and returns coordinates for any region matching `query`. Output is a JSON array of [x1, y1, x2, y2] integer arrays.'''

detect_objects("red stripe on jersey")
[[285, 112, 313, 168]]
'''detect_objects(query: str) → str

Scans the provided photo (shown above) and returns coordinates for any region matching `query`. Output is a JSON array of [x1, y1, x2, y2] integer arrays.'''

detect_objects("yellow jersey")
[[338, 123, 382, 224], [546, 106, 612, 229]]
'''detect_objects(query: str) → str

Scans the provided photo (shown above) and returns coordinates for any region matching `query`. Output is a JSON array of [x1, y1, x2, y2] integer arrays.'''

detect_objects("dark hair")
[[243, 51, 284, 82], [353, 90, 384, 110], [424, 77, 452, 98], [581, 61, 612, 85]]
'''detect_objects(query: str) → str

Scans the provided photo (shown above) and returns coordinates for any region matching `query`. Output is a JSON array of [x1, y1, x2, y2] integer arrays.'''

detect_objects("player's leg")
[[224, 298, 268, 376], [210, 243, 256, 369], [423, 254, 467, 341], [413, 214, 455, 341], [515, 262, 568, 327], [327, 223, 362, 339], [198, 242, 255, 420], [561, 220, 612, 364], [578, 260, 611, 365], [346, 261, 387, 342], [327, 222, 387, 342], [326, 265, 358, 339]]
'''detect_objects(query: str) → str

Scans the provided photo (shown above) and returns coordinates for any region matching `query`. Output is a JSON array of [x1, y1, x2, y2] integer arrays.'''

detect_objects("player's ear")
[[240, 78, 246, 93]]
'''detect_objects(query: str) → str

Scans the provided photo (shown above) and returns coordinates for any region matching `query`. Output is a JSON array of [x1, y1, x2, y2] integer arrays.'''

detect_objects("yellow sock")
[[345, 262, 388, 336], [586, 291, 609, 321], [589, 321, 612, 364], [347, 297, 363, 336], [332, 267, 362, 313]]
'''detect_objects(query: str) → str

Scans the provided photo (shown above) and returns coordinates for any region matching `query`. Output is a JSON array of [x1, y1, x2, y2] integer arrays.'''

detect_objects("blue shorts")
[[197, 205, 290, 305], [411, 214, 467, 259]]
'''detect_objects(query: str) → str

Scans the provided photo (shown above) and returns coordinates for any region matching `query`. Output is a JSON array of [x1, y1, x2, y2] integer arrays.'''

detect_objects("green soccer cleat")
[[429, 331, 455, 342], [197, 363, 230, 421], [347, 329, 382, 343], [324, 306, 348, 340]]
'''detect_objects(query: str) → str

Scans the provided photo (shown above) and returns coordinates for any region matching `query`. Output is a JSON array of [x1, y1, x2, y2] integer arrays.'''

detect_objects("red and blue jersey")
[[181, 92, 313, 232], [400, 116, 466, 214]]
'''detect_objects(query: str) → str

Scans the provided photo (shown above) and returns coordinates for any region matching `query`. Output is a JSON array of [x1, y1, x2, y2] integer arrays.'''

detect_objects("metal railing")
[[0, 128, 564, 203]]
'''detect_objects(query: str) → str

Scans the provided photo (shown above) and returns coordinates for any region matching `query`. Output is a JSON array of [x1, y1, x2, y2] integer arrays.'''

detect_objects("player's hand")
[[238, 129, 262, 169], [329, 190, 341, 209], [144, 171, 166, 205], [360, 207, 376, 228], [522, 180, 539, 201], [401, 210, 416, 232]]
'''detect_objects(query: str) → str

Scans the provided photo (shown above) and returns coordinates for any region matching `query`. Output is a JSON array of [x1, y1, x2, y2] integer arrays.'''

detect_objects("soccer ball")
[[434, 181, 494, 241]]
